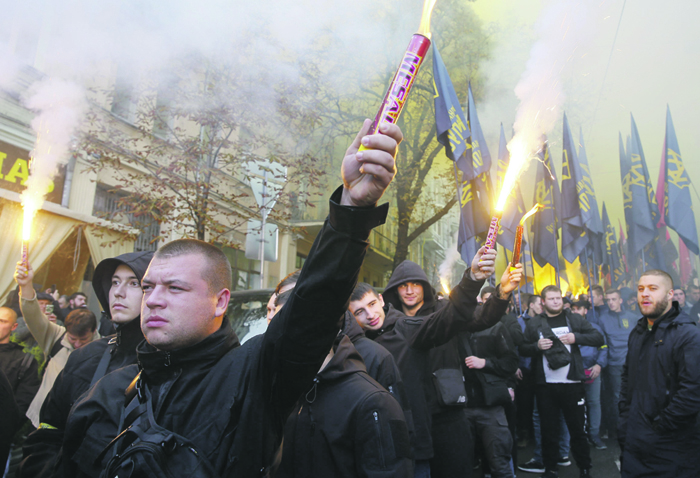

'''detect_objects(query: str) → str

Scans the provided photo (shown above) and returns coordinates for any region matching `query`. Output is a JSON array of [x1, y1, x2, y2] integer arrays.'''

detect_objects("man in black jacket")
[[55, 119, 402, 477], [520, 285, 604, 478], [18, 251, 153, 478], [277, 335, 412, 477], [461, 321, 519, 478], [618, 269, 700, 477], [349, 256, 523, 478], [0, 307, 40, 422]]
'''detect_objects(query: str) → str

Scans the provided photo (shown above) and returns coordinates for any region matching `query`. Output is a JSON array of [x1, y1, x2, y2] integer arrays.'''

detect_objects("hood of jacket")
[[92, 251, 154, 320], [383, 260, 437, 314], [317, 335, 366, 384]]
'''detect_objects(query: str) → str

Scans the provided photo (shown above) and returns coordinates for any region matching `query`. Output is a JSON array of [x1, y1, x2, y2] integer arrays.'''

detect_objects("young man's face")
[[349, 292, 386, 331], [592, 290, 604, 307], [690, 287, 700, 303], [638, 275, 673, 320], [397, 281, 424, 312], [605, 292, 623, 313], [66, 329, 96, 349], [572, 305, 588, 316], [72, 295, 87, 308], [266, 293, 277, 323], [0, 310, 17, 343], [543, 291, 564, 316], [529, 297, 543, 316], [141, 253, 230, 351], [673, 289, 686, 308], [109, 264, 144, 324]]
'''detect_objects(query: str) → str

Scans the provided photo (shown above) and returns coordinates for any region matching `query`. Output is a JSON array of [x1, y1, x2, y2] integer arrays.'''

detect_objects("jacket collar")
[[318, 335, 366, 382], [115, 317, 145, 351], [136, 317, 239, 374], [634, 301, 691, 332]]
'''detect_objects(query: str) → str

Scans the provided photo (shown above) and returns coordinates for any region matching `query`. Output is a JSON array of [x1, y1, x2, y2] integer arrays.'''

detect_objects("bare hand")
[[341, 120, 401, 207], [559, 333, 576, 345], [471, 247, 496, 280], [465, 356, 486, 369], [538, 338, 553, 350], [515, 368, 523, 380], [500, 264, 523, 295], [14, 261, 34, 292], [588, 364, 601, 380]]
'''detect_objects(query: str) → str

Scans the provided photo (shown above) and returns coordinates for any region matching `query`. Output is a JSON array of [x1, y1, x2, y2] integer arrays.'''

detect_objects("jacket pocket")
[[372, 411, 386, 469]]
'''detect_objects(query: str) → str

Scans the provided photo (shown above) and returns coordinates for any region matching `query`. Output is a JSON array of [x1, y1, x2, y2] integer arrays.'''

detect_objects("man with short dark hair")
[[619, 270, 700, 477], [59, 119, 405, 477], [586, 285, 606, 325], [350, 256, 523, 478], [60, 292, 87, 319], [521, 285, 604, 478], [673, 288, 692, 314], [19, 251, 154, 478], [598, 288, 636, 442], [0, 307, 40, 437], [14, 263, 100, 428]]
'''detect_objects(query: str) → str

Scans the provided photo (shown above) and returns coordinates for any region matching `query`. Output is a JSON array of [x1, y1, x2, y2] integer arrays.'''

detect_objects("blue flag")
[[663, 106, 699, 254], [532, 138, 560, 269], [620, 133, 635, 265], [432, 46, 472, 178], [432, 45, 482, 264], [628, 114, 658, 257], [578, 128, 604, 264], [467, 83, 492, 177], [602, 203, 624, 287], [560, 113, 589, 262]]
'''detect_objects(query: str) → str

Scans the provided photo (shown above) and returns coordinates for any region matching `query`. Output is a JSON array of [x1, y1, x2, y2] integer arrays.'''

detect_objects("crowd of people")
[[1, 121, 700, 478]]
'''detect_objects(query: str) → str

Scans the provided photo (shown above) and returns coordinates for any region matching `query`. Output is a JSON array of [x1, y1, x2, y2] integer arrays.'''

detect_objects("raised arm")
[[410, 258, 523, 349], [14, 261, 66, 355], [263, 120, 401, 413]]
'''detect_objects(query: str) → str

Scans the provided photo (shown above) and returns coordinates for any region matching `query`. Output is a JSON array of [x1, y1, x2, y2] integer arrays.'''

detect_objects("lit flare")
[[440, 278, 450, 295]]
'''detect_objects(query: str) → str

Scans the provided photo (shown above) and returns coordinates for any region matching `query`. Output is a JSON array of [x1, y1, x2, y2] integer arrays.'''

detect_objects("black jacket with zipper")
[[277, 335, 413, 478], [367, 269, 510, 460], [618, 303, 700, 477], [55, 187, 389, 478], [19, 251, 153, 478], [519, 309, 604, 384]]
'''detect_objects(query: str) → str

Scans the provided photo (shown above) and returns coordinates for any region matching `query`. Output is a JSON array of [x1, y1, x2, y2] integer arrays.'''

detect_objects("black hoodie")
[[19, 251, 153, 478], [367, 265, 510, 460], [383, 260, 438, 316], [277, 335, 413, 478]]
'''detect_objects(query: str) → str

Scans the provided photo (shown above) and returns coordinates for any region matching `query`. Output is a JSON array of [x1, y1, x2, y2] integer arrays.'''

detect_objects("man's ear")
[[11, 322, 17, 332], [215, 289, 231, 318], [378, 294, 385, 307]]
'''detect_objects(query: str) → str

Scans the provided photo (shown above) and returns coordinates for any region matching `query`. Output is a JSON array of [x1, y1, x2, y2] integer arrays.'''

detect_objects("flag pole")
[[641, 247, 647, 273], [452, 162, 471, 258]]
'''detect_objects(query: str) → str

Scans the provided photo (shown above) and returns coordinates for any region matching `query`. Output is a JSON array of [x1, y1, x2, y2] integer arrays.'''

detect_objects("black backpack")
[[96, 373, 218, 478]]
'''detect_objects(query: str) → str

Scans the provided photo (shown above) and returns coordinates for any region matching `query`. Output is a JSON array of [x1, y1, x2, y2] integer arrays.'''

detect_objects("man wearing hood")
[[276, 334, 413, 477], [18, 251, 153, 478], [349, 253, 523, 478], [618, 270, 700, 477]]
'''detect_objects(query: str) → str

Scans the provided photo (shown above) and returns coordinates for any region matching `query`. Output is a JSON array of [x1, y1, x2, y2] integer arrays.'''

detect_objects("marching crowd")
[[2, 122, 700, 478]]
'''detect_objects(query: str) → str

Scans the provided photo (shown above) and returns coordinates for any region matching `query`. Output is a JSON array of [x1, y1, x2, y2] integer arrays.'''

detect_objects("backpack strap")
[[48, 332, 67, 360], [16, 352, 35, 383], [89, 337, 118, 388]]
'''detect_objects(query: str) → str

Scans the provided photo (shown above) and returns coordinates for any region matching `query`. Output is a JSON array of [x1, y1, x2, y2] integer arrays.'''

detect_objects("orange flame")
[[21, 193, 42, 242], [417, 0, 438, 38], [496, 136, 530, 211], [519, 203, 543, 226], [440, 278, 451, 295]]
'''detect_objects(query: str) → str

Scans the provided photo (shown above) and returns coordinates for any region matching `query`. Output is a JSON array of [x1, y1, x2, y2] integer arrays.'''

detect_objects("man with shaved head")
[[618, 270, 700, 477]]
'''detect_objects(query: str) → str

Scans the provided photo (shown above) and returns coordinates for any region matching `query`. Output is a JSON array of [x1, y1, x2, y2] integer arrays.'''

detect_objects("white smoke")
[[438, 232, 462, 286], [506, 0, 597, 176]]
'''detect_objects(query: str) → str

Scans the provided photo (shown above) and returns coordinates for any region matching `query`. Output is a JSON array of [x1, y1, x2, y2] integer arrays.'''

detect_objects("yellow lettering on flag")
[[460, 180, 474, 208], [667, 149, 690, 190]]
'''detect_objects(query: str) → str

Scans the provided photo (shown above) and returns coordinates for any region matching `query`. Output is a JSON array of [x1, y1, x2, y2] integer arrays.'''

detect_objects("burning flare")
[[496, 136, 530, 212], [20, 192, 42, 266], [519, 203, 543, 226], [418, 0, 438, 39], [440, 277, 451, 296], [510, 203, 543, 270]]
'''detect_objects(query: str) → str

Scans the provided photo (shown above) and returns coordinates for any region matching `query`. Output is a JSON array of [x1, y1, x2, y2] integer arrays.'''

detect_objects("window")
[[93, 184, 160, 252], [223, 248, 261, 291]]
